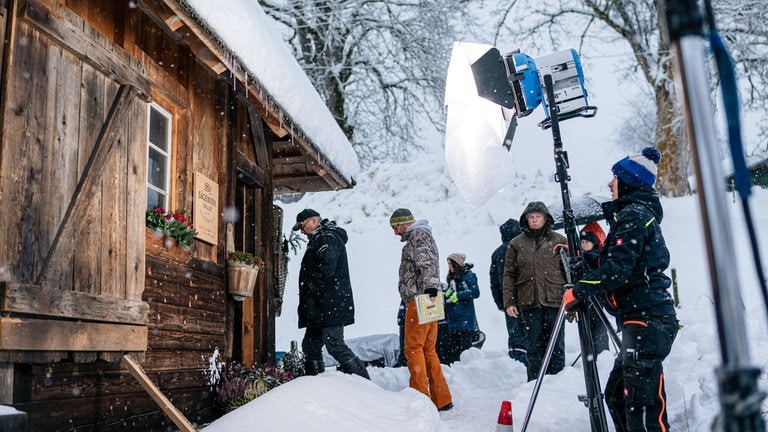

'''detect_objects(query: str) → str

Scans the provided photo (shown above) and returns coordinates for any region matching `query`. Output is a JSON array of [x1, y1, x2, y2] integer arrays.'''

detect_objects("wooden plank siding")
[[0, 0, 337, 429]]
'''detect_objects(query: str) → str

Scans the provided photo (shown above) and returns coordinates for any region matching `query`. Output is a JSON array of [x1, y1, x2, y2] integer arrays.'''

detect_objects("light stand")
[[662, 1, 766, 431], [520, 74, 612, 432]]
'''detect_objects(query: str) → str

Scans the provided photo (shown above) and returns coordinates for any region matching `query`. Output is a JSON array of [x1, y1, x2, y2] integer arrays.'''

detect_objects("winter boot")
[[509, 348, 529, 367], [304, 360, 325, 376], [337, 357, 371, 380]]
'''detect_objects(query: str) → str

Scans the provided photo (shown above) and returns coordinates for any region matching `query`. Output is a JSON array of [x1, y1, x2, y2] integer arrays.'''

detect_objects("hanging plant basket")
[[227, 251, 264, 301]]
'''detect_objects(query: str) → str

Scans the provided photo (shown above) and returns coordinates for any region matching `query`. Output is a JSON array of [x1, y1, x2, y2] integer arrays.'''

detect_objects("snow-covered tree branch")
[[259, 0, 472, 166]]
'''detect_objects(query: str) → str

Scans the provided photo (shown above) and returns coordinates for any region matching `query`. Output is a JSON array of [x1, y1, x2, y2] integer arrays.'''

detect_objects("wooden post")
[[0, 363, 12, 404], [121, 355, 197, 432], [671, 268, 681, 308]]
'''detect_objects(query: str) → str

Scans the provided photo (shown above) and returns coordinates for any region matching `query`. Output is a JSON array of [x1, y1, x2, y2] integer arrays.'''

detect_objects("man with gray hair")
[[293, 208, 369, 379], [390, 208, 453, 411]]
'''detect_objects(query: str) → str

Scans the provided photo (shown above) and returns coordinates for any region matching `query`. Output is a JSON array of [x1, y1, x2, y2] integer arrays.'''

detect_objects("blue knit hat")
[[611, 147, 662, 189]]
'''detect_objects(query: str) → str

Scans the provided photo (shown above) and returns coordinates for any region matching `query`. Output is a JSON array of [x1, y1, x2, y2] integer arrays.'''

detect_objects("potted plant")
[[227, 251, 265, 301], [146, 207, 197, 250]]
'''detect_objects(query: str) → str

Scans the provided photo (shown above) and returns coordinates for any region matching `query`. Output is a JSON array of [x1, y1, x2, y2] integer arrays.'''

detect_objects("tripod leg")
[[520, 305, 567, 432], [575, 307, 610, 432], [587, 296, 621, 349]]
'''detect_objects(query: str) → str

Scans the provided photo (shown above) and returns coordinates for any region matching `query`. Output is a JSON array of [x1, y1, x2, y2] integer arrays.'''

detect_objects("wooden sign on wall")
[[193, 172, 219, 245]]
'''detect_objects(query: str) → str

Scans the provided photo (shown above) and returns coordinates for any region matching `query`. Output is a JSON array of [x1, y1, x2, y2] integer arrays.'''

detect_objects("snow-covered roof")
[[182, 0, 360, 183]]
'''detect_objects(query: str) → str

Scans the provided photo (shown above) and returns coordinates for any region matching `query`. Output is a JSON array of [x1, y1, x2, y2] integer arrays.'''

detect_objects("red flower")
[[153, 207, 165, 214]]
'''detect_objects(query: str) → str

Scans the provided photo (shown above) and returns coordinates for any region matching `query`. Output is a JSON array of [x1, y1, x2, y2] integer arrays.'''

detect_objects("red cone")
[[495, 400, 514, 432]]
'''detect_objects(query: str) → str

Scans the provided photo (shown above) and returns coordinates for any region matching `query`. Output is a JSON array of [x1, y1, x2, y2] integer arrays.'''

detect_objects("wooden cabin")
[[0, 0, 358, 430]]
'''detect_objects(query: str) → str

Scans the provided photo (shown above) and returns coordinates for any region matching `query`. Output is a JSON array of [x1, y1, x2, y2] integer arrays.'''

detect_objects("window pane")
[[147, 147, 167, 189], [147, 188, 165, 210], [149, 108, 169, 151]]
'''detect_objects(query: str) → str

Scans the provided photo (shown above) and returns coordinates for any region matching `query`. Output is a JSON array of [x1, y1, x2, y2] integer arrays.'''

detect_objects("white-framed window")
[[146, 104, 173, 210]]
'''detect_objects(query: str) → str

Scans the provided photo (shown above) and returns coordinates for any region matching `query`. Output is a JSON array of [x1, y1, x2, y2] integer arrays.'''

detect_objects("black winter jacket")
[[297, 220, 355, 328], [489, 219, 522, 310], [573, 187, 676, 321]]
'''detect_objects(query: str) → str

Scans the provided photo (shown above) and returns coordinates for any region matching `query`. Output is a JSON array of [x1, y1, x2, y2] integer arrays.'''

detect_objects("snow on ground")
[[203, 140, 768, 431]]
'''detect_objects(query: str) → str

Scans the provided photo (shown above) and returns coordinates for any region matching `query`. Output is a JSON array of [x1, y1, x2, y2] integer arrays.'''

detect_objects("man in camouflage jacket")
[[390, 208, 453, 411]]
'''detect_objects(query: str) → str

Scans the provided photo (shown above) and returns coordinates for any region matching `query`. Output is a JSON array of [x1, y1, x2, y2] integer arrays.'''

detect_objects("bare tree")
[[259, 0, 471, 166], [488, 0, 767, 196]]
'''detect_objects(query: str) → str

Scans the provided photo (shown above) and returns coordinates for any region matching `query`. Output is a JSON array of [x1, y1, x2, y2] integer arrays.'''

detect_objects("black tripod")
[[519, 75, 620, 432]]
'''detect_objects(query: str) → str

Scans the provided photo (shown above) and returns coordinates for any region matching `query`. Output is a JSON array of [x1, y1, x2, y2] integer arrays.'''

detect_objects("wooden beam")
[[234, 150, 267, 187], [21, 0, 152, 100], [141, 0, 227, 75], [245, 97, 272, 170], [121, 355, 197, 432], [36, 85, 137, 289], [272, 156, 308, 166], [183, 30, 227, 74], [0, 318, 147, 351], [134, 49, 189, 108], [273, 176, 342, 193], [164, 14, 184, 31], [0, 283, 149, 325]]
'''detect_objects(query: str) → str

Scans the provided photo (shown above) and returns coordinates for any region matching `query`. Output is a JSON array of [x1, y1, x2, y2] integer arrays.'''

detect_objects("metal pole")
[[546, 74, 609, 432], [521, 75, 609, 432], [663, 1, 765, 430]]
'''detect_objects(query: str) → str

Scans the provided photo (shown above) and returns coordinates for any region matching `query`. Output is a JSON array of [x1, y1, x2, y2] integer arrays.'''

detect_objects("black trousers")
[[505, 312, 527, 352], [441, 329, 474, 364], [605, 316, 678, 432], [520, 306, 565, 382], [302, 324, 356, 365]]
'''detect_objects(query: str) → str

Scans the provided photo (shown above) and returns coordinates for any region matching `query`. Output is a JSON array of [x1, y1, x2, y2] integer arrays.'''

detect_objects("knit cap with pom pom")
[[611, 147, 662, 188]]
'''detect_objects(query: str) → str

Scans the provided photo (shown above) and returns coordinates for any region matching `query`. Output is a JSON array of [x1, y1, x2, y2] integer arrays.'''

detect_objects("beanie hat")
[[292, 208, 320, 231], [389, 208, 415, 226], [580, 231, 598, 247], [447, 253, 466, 267], [611, 147, 662, 189]]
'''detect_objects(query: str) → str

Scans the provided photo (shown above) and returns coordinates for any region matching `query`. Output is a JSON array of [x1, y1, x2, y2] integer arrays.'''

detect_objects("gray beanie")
[[389, 208, 415, 226]]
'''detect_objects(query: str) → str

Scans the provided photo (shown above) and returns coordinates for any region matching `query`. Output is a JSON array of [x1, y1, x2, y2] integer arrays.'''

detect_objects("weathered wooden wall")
[[0, 0, 277, 430], [0, 1, 145, 299]]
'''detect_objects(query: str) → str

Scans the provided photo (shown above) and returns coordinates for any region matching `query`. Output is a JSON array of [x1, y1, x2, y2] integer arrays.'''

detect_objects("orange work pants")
[[404, 300, 452, 408]]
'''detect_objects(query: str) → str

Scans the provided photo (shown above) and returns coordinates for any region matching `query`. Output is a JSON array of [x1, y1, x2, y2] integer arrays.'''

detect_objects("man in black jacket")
[[564, 147, 678, 432], [294, 209, 369, 379], [489, 218, 527, 365]]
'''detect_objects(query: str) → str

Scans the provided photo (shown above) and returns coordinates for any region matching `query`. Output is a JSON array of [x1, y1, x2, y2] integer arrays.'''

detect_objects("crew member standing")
[[564, 147, 679, 432]]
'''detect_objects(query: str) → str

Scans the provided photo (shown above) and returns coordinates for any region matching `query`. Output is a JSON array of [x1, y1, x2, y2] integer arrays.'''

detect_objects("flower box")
[[145, 228, 192, 264]]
